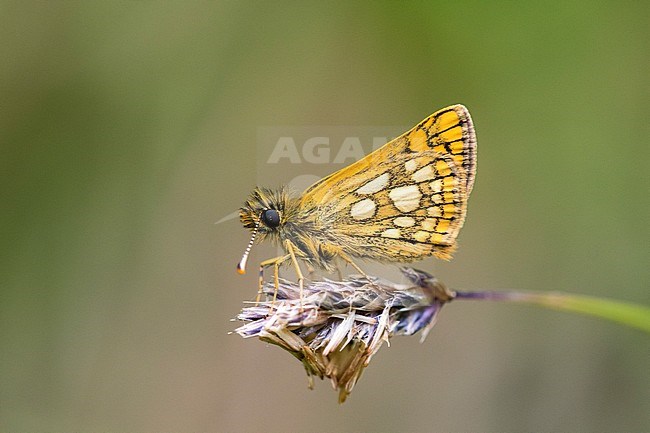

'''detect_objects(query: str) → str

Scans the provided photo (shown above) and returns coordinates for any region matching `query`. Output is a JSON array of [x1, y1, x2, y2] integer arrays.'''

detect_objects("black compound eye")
[[260, 209, 280, 228]]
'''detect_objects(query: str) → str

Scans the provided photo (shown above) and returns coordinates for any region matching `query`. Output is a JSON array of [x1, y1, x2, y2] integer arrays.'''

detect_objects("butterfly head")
[[237, 186, 291, 274]]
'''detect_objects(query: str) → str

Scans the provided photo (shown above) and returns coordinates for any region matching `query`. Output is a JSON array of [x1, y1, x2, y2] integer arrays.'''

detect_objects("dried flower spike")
[[233, 268, 650, 402], [233, 268, 455, 403]]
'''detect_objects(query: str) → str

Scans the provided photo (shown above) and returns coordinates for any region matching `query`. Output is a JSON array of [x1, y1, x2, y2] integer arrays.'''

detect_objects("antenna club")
[[236, 219, 258, 275]]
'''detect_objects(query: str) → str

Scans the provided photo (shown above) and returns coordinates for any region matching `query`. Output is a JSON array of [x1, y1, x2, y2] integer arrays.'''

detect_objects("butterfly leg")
[[257, 254, 290, 305], [338, 251, 372, 282], [270, 255, 290, 306], [337, 252, 379, 311], [284, 239, 305, 311]]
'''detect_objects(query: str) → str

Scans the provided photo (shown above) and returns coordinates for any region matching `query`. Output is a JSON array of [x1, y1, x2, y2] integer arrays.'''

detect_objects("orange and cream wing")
[[300, 104, 476, 207], [323, 151, 469, 260], [297, 104, 476, 260]]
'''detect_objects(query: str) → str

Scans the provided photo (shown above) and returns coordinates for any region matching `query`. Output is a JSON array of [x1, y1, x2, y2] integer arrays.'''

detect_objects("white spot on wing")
[[421, 218, 436, 231], [381, 228, 401, 239], [427, 206, 442, 217], [430, 179, 442, 193], [356, 173, 390, 194], [413, 230, 430, 242], [394, 216, 415, 227], [404, 160, 418, 172], [412, 164, 436, 183], [350, 198, 376, 220], [389, 185, 421, 212]]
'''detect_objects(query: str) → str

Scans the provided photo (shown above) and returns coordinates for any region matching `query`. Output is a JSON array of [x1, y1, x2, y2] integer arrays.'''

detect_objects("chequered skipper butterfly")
[[238, 104, 477, 299]]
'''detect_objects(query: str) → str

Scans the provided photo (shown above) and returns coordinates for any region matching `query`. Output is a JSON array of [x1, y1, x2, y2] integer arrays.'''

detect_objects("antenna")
[[237, 221, 259, 274]]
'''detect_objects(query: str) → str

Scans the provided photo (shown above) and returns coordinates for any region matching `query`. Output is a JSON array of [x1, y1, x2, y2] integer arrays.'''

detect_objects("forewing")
[[297, 104, 476, 261], [300, 104, 477, 207], [324, 151, 469, 260]]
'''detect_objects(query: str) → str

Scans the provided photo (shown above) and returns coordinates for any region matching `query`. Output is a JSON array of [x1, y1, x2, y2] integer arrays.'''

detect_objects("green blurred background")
[[1, 2, 648, 432]]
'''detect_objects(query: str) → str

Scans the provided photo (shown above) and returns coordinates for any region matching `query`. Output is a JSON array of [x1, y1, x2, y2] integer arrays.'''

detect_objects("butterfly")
[[237, 104, 477, 300]]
